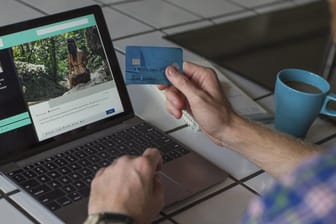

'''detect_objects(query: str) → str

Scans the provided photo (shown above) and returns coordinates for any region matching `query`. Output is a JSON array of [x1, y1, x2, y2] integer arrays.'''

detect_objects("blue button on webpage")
[[105, 108, 115, 115]]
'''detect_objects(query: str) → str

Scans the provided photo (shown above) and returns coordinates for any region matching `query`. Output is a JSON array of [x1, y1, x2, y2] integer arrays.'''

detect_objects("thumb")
[[165, 66, 200, 100]]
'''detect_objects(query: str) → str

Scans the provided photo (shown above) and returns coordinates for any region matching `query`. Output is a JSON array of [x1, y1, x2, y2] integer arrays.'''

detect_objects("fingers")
[[182, 61, 208, 78], [152, 173, 165, 208], [94, 148, 162, 183], [157, 84, 169, 90], [95, 167, 106, 177], [165, 86, 186, 117], [164, 86, 185, 108], [159, 61, 203, 90], [157, 83, 185, 118], [142, 148, 163, 172], [166, 99, 183, 119], [165, 65, 201, 101]]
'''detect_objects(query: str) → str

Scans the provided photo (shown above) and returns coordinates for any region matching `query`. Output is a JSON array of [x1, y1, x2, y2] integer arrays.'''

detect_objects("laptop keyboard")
[[7, 122, 190, 211]]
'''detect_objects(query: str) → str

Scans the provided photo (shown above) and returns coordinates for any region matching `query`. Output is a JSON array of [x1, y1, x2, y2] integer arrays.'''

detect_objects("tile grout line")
[[106, 5, 158, 30], [112, 30, 160, 42], [93, 0, 109, 7], [252, 0, 295, 15], [227, 170, 263, 197], [208, 9, 256, 22], [226, 0, 293, 12], [111, 18, 213, 42], [254, 92, 273, 101], [240, 182, 261, 196], [235, 170, 266, 197], [162, 181, 239, 218], [104, 2, 220, 36], [161, 0, 205, 20], [0, 189, 40, 224], [160, 170, 265, 219], [315, 132, 336, 145], [14, 0, 49, 15], [104, 0, 144, 7], [159, 19, 214, 33], [165, 124, 189, 134], [155, 212, 179, 224]]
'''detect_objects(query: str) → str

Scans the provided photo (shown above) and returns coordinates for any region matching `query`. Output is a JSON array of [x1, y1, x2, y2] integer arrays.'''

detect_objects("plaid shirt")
[[243, 147, 336, 224]]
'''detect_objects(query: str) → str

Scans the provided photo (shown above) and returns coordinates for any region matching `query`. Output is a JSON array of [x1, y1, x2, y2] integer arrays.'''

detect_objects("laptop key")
[[90, 164, 100, 172], [79, 168, 92, 176], [176, 147, 190, 155], [34, 166, 47, 174], [68, 192, 81, 201], [30, 184, 51, 196], [22, 170, 37, 179], [7, 169, 23, 177], [56, 197, 72, 207], [63, 184, 76, 193], [65, 155, 77, 163], [73, 181, 86, 190], [88, 155, 101, 163], [48, 171, 61, 179], [68, 172, 81, 180], [58, 167, 71, 174], [54, 159, 67, 167], [58, 176, 71, 184], [101, 160, 110, 167], [83, 147, 97, 155], [21, 179, 39, 190], [78, 187, 90, 197], [79, 159, 92, 167], [48, 180, 62, 189], [69, 163, 81, 170], [44, 162, 58, 170], [74, 150, 87, 159], [169, 150, 183, 159], [37, 189, 64, 204], [163, 154, 174, 163], [83, 176, 93, 185], [36, 175, 50, 183], [12, 174, 26, 183], [98, 151, 108, 159], [46, 201, 61, 211]]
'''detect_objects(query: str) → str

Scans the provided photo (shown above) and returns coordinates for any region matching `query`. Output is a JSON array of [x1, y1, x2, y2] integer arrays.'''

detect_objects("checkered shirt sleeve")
[[242, 147, 336, 224]]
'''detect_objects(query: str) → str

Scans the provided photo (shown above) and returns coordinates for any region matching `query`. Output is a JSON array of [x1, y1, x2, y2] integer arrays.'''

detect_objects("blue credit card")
[[125, 46, 183, 85]]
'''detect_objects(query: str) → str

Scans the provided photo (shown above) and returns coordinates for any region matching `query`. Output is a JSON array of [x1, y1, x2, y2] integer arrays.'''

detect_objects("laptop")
[[0, 5, 227, 224]]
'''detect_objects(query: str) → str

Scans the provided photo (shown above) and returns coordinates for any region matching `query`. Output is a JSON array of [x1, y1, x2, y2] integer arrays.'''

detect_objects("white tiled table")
[[0, 0, 334, 223]]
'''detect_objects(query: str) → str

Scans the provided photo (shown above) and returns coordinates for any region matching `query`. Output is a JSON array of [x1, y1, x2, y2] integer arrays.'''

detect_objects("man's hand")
[[159, 61, 319, 178], [159, 61, 236, 146], [88, 148, 164, 224]]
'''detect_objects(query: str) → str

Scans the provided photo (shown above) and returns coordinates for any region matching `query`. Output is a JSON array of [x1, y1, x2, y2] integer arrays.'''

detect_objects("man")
[[84, 61, 336, 224]]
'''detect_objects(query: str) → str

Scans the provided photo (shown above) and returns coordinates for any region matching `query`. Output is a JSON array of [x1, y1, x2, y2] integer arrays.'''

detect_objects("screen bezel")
[[0, 5, 134, 164]]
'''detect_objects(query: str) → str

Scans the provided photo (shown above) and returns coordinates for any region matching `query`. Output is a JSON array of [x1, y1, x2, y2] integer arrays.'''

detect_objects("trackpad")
[[159, 172, 192, 206], [162, 153, 227, 194]]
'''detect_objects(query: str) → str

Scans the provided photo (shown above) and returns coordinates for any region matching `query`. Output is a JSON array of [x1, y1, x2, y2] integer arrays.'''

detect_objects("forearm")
[[163, 62, 320, 178], [220, 114, 320, 178]]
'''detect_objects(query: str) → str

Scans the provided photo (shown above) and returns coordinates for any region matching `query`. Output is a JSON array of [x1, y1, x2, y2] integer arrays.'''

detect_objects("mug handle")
[[321, 93, 336, 116]]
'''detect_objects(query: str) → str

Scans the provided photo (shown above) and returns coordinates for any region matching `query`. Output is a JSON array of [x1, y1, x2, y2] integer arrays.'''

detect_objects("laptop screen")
[[0, 6, 132, 162]]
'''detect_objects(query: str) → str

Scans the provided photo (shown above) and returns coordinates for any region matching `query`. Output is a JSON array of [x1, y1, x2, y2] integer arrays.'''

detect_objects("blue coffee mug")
[[274, 68, 336, 138]]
